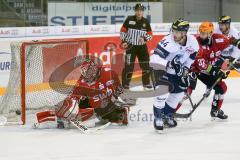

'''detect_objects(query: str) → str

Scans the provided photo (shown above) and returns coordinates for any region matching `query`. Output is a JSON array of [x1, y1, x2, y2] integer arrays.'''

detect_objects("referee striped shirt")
[[120, 16, 153, 46]]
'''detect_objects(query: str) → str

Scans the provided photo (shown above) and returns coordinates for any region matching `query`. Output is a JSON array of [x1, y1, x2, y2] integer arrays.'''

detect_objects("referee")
[[120, 3, 153, 90]]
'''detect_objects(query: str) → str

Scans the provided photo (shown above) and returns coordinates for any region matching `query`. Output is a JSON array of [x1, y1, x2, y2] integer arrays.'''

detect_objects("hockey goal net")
[[0, 39, 89, 125]]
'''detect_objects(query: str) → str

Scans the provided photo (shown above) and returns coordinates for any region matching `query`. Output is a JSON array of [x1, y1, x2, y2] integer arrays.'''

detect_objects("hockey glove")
[[94, 102, 127, 123], [229, 58, 240, 71], [208, 65, 230, 79], [179, 69, 197, 88]]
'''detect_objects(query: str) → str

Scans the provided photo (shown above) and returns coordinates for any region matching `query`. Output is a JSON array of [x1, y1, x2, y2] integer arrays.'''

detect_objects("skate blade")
[[143, 87, 153, 91], [211, 117, 228, 122], [211, 117, 216, 121], [155, 129, 164, 134]]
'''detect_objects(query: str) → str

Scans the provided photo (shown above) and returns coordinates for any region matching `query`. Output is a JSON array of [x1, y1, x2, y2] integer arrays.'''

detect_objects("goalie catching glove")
[[94, 101, 129, 124]]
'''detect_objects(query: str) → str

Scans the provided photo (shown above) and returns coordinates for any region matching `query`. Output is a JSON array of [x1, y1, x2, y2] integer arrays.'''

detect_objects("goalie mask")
[[79, 59, 99, 83]]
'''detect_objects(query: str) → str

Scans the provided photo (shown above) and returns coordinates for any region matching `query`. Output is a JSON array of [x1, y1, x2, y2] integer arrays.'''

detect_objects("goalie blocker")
[[35, 59, 129, 128]]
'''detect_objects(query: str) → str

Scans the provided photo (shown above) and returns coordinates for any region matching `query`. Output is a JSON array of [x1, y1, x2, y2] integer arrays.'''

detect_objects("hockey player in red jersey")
[[177, 21, 230, 119], [35, 59, 129, 129]]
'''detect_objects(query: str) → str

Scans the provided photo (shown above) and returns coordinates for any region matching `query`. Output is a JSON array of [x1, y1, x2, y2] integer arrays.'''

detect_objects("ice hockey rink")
[[0, 78, 240, 160], [1, 0, 240, 160]]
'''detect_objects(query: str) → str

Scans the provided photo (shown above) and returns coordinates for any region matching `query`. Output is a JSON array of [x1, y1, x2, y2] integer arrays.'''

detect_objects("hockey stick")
[[174, 77, 222, 118], [186, 93, 195, 109], [70, 119, 111, 134]]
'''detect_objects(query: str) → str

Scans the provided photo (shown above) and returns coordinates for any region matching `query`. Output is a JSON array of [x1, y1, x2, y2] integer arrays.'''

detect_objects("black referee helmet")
[[134, 3, 145, 11]]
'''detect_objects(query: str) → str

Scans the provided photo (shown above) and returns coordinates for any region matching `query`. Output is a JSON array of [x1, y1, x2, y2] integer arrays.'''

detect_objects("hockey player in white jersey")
[[215, 15, 240, 60], [150, 19, 199, 132]]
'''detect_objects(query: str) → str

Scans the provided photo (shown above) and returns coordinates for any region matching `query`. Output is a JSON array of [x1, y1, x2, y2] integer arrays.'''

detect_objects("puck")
[[16, 110, 21, 115]]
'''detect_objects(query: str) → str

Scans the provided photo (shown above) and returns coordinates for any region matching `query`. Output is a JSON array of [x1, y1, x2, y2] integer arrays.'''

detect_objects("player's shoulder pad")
[[212, 33, 228, 43], [186, 34, 199, 51], [157, 35, 178, 53], [229, 26, 240, 39]]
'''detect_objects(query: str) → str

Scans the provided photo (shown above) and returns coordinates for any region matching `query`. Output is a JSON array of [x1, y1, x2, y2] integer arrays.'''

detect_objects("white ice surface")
[[0, 78, 240, 160]]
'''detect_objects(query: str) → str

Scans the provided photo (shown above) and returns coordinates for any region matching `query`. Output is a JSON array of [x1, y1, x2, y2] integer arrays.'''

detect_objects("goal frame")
[[19, 39, 89, 125]]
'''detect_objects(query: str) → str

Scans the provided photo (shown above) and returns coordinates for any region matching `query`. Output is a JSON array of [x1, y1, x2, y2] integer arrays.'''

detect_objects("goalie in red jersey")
[[35, 59, 129, 129]]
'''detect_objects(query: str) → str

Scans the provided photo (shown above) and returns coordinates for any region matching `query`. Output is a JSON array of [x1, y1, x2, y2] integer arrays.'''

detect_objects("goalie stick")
[[70, 119, 111, 134]]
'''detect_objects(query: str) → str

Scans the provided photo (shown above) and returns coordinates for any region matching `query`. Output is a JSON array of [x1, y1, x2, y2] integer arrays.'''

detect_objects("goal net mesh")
[[0, 39, 89, 125]]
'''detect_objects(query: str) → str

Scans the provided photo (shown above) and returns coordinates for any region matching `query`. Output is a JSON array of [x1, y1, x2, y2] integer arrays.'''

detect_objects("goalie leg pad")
[[55, 98, 79, 120], [36, 110, 56, 123]]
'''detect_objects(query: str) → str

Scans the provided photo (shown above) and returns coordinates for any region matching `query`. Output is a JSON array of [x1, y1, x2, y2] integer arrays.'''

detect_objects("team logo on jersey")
[[215, 38, 224, 43], [129, 21, 136, 25], [93, 87, 113, 103]]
